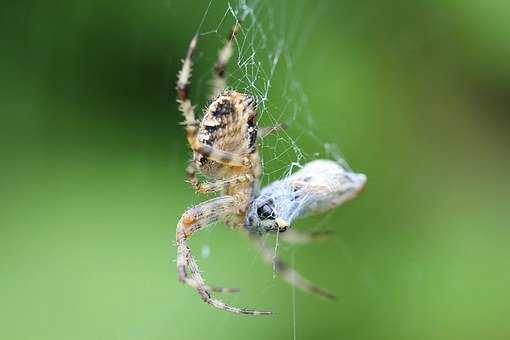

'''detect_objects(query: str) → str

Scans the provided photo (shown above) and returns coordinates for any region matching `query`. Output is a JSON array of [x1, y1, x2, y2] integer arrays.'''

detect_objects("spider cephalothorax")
[[174, 23, 366, 315]]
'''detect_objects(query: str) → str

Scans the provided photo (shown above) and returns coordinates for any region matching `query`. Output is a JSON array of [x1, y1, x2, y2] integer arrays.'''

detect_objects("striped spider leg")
[[176, 196, 271, 315], [211, 21, 241, 98]]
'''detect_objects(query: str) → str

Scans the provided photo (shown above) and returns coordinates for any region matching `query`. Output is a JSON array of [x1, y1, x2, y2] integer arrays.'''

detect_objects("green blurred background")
[[2, 1, 510, 339]]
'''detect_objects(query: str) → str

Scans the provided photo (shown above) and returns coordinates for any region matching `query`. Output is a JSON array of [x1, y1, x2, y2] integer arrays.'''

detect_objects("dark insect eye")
[[257, 204, 275, 220]]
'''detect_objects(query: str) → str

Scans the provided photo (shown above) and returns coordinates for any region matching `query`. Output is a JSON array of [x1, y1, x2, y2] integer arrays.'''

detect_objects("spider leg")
[[176, 196, 271, 315], [252, 235, 336, 300], [190, 136, 251, 167], [178, 242, 239, 293], [186, 162, 254, 193], [195, 284, 270, 315], [280, 229, 334, 245], [211, 21, 241, 98], [176, 35, 200, 148], [187, 254, 268, 314], [176, 196, 236, 285]]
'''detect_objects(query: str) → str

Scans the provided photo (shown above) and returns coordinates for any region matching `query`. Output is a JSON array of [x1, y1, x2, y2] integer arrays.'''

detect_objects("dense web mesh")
[[191, 0, 350, 186]]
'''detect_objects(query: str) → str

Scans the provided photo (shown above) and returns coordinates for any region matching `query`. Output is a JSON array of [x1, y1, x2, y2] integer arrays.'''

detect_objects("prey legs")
[[251, 234, 336, 300]]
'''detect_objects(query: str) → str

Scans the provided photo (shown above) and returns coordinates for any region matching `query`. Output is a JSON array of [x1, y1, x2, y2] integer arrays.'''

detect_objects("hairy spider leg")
[[251, 234, 336, 300], [176, 196, 272, 315], [211, 21, 242, 98], [186, 162, 254, 194], [176, 34, 198, 140]]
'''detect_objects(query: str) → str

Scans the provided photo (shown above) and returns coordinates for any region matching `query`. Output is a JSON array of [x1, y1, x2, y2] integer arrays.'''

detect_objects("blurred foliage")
[[1, 1, 510, 339]]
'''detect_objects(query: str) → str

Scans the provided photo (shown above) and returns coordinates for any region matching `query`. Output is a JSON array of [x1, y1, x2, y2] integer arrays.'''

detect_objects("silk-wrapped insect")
[[246, 159, 366, 234]]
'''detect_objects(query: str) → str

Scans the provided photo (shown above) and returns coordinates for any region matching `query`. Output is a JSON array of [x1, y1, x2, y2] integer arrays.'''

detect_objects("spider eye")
[[257, 203, 275, 220]]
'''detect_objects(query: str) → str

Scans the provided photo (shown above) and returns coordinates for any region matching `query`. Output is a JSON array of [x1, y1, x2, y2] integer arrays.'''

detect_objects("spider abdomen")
[[195, 90, 258, 177]]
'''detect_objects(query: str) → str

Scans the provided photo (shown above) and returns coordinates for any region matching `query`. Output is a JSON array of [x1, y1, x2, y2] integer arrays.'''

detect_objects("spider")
[[174, 23, 366, 315]]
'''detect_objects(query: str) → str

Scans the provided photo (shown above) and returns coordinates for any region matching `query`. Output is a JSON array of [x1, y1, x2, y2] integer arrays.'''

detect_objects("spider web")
[[191, 0, 349, 185], [187, 0, 351, 330]]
